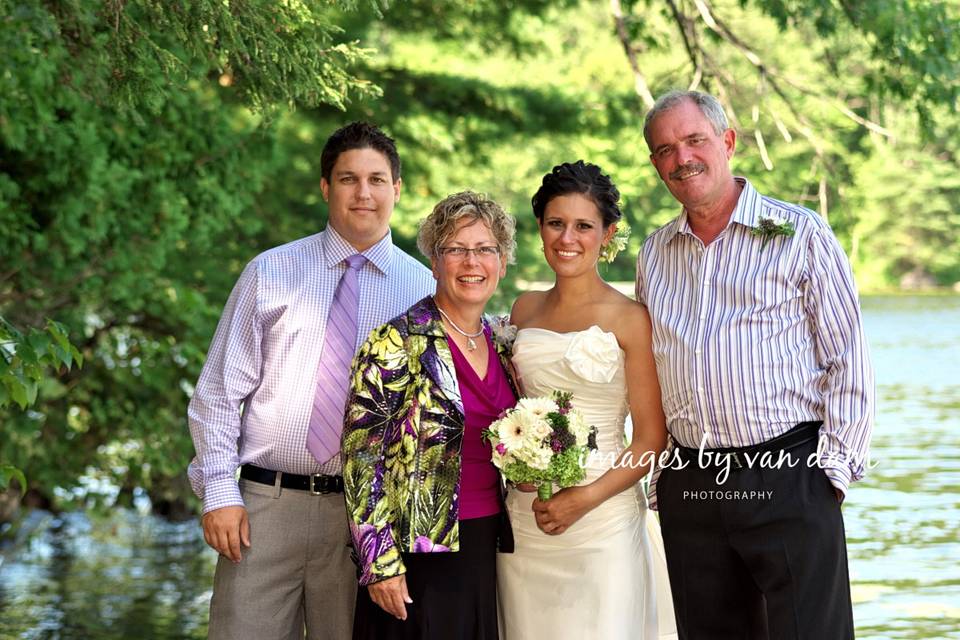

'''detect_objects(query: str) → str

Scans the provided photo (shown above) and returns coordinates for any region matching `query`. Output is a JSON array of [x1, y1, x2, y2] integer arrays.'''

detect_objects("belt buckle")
[[310, 473, 332, 495], [730, 452, 745, 470]]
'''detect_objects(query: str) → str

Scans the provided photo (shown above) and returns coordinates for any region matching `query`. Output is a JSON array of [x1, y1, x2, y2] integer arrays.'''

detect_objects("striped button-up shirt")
[[188, 227, 435, 514], [637, 178, 874, 502]]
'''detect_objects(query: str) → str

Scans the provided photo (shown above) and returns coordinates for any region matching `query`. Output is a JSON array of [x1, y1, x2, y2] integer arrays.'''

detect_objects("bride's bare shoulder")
[[610, 298, 652, 352], [510, 290, 549, 327], [599, 286, 646, 318], [593, 289, 647, 343]]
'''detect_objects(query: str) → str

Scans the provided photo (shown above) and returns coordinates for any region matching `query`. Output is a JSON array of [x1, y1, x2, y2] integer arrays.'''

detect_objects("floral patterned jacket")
[[341, 296, 518, 585]]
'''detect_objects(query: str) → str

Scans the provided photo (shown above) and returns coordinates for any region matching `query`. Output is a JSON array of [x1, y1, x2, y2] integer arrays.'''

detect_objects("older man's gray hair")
[[643, 90, 730, 151]]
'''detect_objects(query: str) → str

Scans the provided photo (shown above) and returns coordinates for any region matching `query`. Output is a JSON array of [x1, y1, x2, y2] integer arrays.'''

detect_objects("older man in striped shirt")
[[637, 90, 873, 640]]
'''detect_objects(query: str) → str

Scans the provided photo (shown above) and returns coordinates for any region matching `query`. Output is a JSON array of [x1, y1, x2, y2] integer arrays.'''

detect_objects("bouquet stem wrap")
[[537, 482, 553, 501]]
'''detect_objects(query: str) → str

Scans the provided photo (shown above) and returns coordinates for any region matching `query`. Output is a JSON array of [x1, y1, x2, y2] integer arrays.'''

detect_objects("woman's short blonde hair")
[[416, 191, 517, 264]]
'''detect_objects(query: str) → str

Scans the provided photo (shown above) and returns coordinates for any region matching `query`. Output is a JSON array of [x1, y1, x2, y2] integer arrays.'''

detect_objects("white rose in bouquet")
[[529, 418, 553, 441], [517, 443, 553, 471], [567, 409, 592, 447]]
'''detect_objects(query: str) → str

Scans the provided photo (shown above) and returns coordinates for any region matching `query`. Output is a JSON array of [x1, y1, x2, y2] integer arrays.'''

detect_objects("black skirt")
[[352, 513, 500, 640]]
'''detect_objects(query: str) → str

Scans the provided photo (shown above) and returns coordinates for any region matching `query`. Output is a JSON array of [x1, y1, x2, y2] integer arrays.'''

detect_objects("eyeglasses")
[[436, 246, 501, 260]]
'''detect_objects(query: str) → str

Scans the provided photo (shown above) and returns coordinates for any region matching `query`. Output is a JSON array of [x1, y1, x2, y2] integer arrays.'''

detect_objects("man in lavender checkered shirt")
[[187, 122, 435, 640]]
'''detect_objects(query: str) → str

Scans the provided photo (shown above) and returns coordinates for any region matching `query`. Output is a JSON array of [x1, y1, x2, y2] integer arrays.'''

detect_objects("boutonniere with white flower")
[[751, 215, 795, 249], [489, 315, 518, 352], [599, 222, 631, 264]]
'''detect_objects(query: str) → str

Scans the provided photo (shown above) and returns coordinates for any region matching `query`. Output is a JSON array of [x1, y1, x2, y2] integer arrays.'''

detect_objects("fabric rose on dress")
[[564, 325, 622, 383]]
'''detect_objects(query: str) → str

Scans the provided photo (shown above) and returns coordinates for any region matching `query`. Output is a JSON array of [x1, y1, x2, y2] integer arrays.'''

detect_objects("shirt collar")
[[321, 226, 395, 275], [729, 177, 761, 230], [664, 176, 757, 243], [663, 211, 692, 243]]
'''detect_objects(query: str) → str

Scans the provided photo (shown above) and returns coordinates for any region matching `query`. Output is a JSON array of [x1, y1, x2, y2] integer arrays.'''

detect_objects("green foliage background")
[[1, 0, 958, 514]]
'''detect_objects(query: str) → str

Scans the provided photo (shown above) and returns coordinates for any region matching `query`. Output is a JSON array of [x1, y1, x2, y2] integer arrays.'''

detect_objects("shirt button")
[[695, 348, 702, 355], [697, 386, 705, 394]]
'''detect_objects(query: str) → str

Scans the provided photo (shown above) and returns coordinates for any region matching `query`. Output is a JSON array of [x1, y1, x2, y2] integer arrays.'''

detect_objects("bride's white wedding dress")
[[498, 326, 677, 640]]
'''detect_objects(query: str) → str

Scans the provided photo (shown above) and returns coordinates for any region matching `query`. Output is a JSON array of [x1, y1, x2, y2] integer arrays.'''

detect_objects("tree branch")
[[694, 0, 893, 138], [663, 0, 703, 86], [610, 0, 655, 108]]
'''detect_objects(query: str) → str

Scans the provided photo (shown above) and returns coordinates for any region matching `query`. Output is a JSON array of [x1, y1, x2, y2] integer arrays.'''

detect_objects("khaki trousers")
[[208, 478, 356, 640]]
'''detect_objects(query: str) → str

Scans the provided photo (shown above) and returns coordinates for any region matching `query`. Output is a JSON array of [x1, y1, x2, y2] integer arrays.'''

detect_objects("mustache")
[[669, 163, 706, 180]]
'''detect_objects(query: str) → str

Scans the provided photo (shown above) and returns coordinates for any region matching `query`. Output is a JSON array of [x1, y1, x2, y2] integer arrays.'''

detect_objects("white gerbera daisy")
[[496, 412, 528, 451], [516, 396, 559, 419], [514, 411, 552, 450]]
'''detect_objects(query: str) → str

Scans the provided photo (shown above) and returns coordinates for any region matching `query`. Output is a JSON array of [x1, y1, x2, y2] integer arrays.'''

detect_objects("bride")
[[498, 161, 677, 639]]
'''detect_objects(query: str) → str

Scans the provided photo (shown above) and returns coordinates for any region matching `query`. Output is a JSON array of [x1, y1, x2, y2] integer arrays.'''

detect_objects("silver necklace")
[[438, 308, 483, 351]]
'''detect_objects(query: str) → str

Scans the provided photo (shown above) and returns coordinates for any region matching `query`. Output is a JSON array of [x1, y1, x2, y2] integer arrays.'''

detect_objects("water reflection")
[[0, 510, 214, 639], [0, 295, 958, 638], [848, 295, 960, 639]]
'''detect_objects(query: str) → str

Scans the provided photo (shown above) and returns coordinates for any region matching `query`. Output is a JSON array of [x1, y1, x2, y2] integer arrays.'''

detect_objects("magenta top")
[[448, 327, 516, 520]]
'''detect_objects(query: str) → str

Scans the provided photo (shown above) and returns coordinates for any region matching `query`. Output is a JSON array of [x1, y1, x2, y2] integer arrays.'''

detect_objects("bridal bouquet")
[[484, 391, 597, 500]]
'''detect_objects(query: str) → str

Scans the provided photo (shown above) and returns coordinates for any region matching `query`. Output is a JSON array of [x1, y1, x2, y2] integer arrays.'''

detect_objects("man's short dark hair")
[[320, 122, 401, 182]]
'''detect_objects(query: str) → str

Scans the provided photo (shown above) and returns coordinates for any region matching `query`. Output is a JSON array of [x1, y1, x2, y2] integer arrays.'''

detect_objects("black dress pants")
[[658, 436, 855, 640]]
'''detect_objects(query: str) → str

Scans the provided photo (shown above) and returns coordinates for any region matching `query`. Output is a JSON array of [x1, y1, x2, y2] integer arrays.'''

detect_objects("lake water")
[[1, 294, 958, 639], [846, 295, 960, 639]]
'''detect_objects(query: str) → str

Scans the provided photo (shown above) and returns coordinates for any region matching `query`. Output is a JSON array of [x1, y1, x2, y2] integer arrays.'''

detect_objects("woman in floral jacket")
[[342, 191, 518, 640]]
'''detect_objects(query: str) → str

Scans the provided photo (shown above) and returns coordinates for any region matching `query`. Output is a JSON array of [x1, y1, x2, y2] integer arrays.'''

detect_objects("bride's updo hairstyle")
[[531, 160, 622, 228]]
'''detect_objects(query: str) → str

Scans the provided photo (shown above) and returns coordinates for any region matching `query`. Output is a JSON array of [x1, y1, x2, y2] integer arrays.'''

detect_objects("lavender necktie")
[[307, 254, 367, 464]]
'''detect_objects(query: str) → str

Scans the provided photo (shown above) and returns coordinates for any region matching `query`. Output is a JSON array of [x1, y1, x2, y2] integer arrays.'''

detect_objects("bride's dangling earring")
[[595, 241, 609, 267]]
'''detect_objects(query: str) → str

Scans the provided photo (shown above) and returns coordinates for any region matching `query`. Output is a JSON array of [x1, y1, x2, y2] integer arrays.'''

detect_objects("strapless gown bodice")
[[512, 325, 631, 485]]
